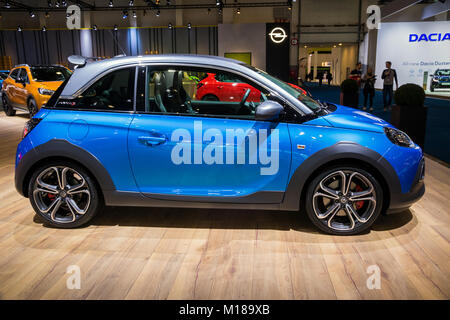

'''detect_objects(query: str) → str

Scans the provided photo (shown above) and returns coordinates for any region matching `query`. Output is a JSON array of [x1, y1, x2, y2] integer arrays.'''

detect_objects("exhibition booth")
[[375, 20, 450, 98]]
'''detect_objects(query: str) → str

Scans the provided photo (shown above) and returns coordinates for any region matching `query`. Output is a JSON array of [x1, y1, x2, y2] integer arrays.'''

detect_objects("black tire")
[[27, 98, 38, 118], [201, 94, 219, 101], [305, 165, 383, 235], [28, 161, 103, 228], [2, 94, 16, 116]]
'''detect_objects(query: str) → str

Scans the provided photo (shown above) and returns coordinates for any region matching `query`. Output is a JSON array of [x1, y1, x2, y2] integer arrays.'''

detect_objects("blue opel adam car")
[[14, 55, 425, 235]]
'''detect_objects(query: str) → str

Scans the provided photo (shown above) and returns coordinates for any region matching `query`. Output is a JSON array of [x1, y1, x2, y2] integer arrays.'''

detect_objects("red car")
[[196, 73, 310, 102], [287, 82, 310, 97], [196, 73, 261, 102]]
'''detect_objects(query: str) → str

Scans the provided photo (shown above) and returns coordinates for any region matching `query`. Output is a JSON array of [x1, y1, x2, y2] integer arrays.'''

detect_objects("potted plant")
[[340, 79, 359, 108], [391, 83, 427, 149]]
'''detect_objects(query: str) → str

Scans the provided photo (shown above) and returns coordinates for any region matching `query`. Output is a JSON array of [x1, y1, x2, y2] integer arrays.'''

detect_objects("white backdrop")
[[375, 21, 450, 97]]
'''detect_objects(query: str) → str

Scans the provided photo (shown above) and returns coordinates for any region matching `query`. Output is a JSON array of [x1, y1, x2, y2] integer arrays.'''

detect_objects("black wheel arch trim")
[[15, 139, 116, 197], [281, 142, 402, 211]]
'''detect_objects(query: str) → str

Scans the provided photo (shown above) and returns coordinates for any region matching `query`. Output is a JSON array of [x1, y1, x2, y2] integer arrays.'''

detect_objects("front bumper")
[[387, 157, 425, 214]]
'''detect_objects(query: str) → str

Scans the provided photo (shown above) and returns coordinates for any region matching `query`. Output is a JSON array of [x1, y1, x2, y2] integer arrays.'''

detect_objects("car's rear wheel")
[[2, 94, 16, 116], [27, 98, 38, 118], [305, 166, 383, 235], [28, 161, 102, 228], [201, 94, 219, 101]]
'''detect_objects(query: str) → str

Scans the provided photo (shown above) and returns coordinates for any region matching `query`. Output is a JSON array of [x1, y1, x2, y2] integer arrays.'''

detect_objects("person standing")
[[381, 61, 398, 111], [317, 72, 323, 86], [326, 72, 333, 85], [362, 67, 376, 112], [349, 62, 363, 87]]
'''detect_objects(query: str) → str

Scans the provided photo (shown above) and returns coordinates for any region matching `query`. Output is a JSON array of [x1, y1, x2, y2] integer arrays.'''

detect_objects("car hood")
[[320, 104, 393, 133]]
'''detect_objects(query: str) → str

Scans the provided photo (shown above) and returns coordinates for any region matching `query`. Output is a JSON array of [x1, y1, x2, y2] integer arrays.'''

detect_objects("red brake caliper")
[[47, 193, 56, 200], [354, 185, 364, 210]]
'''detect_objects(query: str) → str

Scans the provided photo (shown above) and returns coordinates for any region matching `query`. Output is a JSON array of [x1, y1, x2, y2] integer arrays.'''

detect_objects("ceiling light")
[[108, 1, 114, 8], [42, 26, 47, 32], [129, 0, 134, 6], [168, 23, 173, 29], [93, 25, 98, 31], [237, 8, 241, 15], [55, 0, 60, 8], [62, 0, 67, 7], [5, 2, 11, 9], [17, 26, 22, 32], [167, 0, 171, 5], [47, 0, 52, 7], [29, 11, 36, 18], [339, 43, 342, 46], [114, 25, 118, 31], [132, 11, 137, 18], [187, 23, 191, 29], [156, 10, 160, 17], [122, 10, 128, 19]]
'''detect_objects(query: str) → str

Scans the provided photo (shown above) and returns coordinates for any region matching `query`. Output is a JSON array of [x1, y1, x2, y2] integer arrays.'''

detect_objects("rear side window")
[[9, 69, 19, 80], [68, 67, 136, 112], [31, 67, 72, 82]]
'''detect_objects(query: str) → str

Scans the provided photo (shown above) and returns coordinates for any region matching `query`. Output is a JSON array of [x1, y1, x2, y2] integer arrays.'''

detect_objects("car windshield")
[[245, 65, 322, 112], [436, 70, 450, 76], [30, 67, 72, 82]]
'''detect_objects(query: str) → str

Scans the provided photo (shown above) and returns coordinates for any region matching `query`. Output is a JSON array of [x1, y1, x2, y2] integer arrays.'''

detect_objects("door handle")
[[138, 135, 167, 147]]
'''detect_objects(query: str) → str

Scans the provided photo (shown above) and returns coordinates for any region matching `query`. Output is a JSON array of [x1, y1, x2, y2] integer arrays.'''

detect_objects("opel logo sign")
[[269, 27, 288, 44]]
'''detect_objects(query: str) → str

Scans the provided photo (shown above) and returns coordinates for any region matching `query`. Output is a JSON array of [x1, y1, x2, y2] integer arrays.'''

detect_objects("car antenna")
[[106, 28, 127, 57]]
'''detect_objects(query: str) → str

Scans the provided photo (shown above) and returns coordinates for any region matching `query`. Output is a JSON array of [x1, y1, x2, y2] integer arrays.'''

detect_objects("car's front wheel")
[[28, 161, 102, 228], [305, 166, 383, 235], [27, 98, 38, 118]]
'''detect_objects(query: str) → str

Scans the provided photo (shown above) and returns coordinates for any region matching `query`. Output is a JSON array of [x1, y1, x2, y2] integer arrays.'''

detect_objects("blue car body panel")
[[128, 114, 291, 198]]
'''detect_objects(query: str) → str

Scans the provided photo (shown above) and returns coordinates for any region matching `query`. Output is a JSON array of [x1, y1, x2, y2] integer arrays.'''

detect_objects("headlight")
[[384, 127, 414, 148], [38, 88, 55, 96]]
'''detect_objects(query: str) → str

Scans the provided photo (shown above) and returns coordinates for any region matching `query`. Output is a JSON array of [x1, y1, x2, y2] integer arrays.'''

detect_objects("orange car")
[[1, 64, 72, 117]]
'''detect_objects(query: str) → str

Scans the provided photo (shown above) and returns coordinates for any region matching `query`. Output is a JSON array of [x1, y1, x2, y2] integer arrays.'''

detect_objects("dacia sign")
[[409, 33, 450, 42]]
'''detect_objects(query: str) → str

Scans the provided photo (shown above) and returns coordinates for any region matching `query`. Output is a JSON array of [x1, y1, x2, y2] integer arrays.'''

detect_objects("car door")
[[5, 68, 19, 106], [128, 65, 292, 202], [15, 68, 29, 108]]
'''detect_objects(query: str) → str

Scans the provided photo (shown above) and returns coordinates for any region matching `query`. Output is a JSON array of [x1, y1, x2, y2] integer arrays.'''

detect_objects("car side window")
[[136, 66, 274, 120], [75, 67, 135, 111], [18, 69, 29, 83], [9, 69, 19, 81]]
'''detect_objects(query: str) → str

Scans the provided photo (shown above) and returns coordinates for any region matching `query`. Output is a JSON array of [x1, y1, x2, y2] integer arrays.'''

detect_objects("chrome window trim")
[[60, 61, 310, 116]]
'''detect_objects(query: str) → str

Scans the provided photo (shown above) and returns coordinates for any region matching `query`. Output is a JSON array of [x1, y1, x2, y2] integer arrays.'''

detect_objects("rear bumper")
[[387, 157, 425, 214]]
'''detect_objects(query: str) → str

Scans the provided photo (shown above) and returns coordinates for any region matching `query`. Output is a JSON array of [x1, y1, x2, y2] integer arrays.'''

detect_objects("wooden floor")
[[0, 112, 448, 300]]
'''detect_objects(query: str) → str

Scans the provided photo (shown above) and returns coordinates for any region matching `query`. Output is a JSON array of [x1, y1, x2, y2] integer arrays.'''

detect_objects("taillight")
[[22, 118, 42, 139]]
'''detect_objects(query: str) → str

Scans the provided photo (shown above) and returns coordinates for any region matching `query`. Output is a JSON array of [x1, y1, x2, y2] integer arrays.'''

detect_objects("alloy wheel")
[[312, 170, 377, 231], [32, 166, 91, 223]]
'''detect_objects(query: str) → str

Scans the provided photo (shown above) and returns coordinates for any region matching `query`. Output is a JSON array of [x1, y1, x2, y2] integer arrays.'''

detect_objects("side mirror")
[[255, 101, 284, 121]]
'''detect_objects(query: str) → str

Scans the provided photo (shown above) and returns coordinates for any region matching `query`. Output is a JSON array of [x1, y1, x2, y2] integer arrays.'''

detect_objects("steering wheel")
[[240, 89, 251, 106]]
